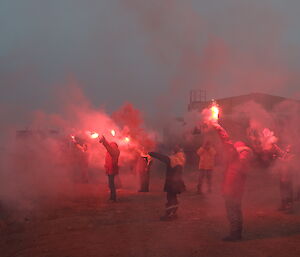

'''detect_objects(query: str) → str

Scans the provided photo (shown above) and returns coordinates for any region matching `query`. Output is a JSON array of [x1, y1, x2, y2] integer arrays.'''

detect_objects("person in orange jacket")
[[196, 141, 217, 194], [99, 135, 120, 202]]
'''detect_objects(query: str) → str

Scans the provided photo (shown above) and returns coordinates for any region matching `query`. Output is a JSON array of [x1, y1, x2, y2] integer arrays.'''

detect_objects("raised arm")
[[100, 136, 116, 156], [211, 123, 235, 150], [148, 152, 170, 165]]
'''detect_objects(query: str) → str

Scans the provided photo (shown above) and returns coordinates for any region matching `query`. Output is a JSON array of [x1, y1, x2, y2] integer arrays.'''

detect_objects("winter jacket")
[[149, 152, 186, 194], [197, 146, 217, 170], [213, 123, 252, 200], [102, 139, 120, 175]]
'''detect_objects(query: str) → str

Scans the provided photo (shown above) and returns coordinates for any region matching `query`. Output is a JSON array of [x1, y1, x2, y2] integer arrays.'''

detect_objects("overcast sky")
[[1, 0, 300, 122]]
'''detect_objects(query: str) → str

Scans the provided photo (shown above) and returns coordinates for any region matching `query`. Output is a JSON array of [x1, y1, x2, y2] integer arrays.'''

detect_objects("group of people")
[[72, 119, 298, 242], [95, 120, 253, 242]]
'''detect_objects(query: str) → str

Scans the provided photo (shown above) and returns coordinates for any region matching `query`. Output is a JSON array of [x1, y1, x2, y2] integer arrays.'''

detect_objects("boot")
[[222, 231, 242, 242], [283, 201, 293, 214], [222, 234, 242, 242], [109, 190, 117, 202], [160, 207, 178, 221], [277, 200, 286, 211]]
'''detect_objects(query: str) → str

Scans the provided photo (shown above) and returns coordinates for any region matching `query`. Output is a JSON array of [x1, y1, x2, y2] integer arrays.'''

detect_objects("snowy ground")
[[1, 167, 300, 257]]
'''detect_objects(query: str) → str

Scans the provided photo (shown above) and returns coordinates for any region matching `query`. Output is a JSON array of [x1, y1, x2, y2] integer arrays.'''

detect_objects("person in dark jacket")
[[273, 144, 295, 213], [99, 135, 120, 202], [211, 122, 253, 241], [149, 147, 186, 221], [136, 153, 152, 192], [71, 136, 89, 183]]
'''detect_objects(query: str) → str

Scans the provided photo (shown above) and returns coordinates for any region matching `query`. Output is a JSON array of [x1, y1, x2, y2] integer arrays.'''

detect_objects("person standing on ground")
[[149, 147, 186, 221], [273, 144, 295, 213], [196, 141, 216, 194], [99, 135, 120, 202], [136, 152, 152, 192], [211, 122, 253, 241]]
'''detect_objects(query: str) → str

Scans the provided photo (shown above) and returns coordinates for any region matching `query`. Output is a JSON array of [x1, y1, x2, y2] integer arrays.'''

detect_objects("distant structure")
[[188, 89, 207, 111], [188, 92, 298, 114]]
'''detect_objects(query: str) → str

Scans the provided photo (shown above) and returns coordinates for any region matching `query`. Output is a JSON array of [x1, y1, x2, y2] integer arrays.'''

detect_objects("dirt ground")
[[1, 167, 300, 257]]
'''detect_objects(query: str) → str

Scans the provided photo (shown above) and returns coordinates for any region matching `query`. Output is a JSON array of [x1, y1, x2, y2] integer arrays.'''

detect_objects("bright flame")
[[124, 137, 130, 143], [90, 132, 99, 139], [70, 135, 75, 140], [111, 130, 116, 137], [210, 100, 219, 121]]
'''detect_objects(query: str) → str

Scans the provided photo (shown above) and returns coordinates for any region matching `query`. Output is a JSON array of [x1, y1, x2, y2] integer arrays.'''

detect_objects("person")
[[149, 147, 186, 221], [136, 153, 152, 192], [273, 144, 295, 213], [99, 135, 120, 202], [211, 122, 253, 241], [71, 136, 89, 183], [295, 179, 300, 201], [196, 141, 217, 194]]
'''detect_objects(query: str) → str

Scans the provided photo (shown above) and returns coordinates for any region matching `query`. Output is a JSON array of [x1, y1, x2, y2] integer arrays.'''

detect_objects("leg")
[[285, 180, 294, 213], [143, 171, 150, 192], [161, 192, 179, 221], [197, 170, 205, 194], [279, 180, 288, 211], [108, 175, 117, 201], [223, 197, 243, 241], [137, 172, 143, 192], [207, 170, 213, 193], [296, 186, 300, 201]]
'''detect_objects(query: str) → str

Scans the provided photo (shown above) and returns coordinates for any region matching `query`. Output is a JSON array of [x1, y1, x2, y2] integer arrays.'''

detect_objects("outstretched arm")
[[148, 152, 170, 165]]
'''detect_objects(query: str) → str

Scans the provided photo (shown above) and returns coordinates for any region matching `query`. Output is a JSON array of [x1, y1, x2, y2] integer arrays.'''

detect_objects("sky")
[[1, 0, 300, 125]]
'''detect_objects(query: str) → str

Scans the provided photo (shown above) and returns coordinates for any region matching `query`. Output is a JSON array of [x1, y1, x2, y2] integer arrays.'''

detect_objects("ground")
[[1, 168, 300, 257]]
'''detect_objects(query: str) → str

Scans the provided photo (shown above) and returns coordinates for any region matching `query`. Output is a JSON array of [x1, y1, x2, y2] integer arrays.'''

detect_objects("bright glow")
[[210, 105, 219, 121], [111, 130, 116, 137], [124, 137, 130, 143], [90, 132, 99, 139]]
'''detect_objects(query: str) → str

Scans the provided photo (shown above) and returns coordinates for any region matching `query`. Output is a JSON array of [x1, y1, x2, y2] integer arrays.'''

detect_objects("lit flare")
[[111, 129, 116, 137], [90, 132, 99, 139], [210, 100, 220, 122]]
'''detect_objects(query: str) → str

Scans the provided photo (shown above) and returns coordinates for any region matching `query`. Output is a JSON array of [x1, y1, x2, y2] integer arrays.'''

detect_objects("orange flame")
[[111, 130, 116, 137]]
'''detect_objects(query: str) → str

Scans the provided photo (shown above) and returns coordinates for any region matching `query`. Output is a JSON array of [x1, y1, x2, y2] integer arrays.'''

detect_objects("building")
[[188, 91, 298, 114]]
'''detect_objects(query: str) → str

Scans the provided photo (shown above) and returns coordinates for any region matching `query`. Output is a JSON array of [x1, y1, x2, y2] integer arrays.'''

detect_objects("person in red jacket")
[[211, 122, 253, 241], [99, 135, 120, 202]]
